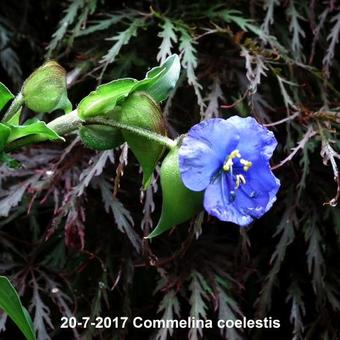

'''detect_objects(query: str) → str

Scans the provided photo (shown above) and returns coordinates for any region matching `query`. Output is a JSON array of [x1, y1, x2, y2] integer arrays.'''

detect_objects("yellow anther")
[[223, 158, 233, 171], [230, 149, 241, 159], [240, 159, 252, 171], [223, 149, 241, 172], [235, 174, 246, 189]]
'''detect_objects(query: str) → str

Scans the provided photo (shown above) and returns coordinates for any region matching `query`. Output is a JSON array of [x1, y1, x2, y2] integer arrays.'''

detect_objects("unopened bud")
[[22, 61, 72, 113]]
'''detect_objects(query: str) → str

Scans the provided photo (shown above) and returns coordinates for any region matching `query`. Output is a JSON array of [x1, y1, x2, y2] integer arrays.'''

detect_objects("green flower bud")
[[22, 61, 72, 113]]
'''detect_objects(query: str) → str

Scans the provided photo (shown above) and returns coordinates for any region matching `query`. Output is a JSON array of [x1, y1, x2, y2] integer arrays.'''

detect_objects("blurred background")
[[0, 0, 340, 339]]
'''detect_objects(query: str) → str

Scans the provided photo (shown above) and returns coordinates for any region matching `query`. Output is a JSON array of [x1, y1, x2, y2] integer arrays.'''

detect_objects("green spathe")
[[77, 78, 137, 119], [79, 124, 124, 150], [117, 92, 166, 188], [146, 144, 203, 238], [22, 61, 72, 113]]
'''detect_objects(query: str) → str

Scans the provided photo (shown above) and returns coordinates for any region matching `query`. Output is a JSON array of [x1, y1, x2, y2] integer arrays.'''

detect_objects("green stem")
[[86, 117, 176, 149], [4, 110, 82, 151], [2, 93, 24, 122], [47, 110, 83, 135], [5, 110, 176, 151]]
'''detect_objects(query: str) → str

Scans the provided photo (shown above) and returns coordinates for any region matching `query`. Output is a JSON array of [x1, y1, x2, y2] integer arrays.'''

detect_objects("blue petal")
[[235, 185, 267, 219], [203, 173, 254, 226], [227, 116, 277, 161], [203, 160, 280, 226], [179, 118, 239, 191], [245, 157, 280, 213]]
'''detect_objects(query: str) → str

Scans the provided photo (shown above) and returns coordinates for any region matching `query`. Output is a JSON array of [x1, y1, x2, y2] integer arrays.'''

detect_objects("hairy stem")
[[86, 117, 176, 149], [47, 110, 83, 135]]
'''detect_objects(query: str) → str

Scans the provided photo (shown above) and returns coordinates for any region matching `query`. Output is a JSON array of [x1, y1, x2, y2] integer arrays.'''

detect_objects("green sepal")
[[0, 276, 36, 340], [77, 54, 180, 119], [6, 119, 64, 143], [22, 61, 72, 114], [79, 124, 124, 150], [0, 82, 14, 111], [117, 92, 166, 188], [146, 144, 203, 239], [77, 78, 137, 119]]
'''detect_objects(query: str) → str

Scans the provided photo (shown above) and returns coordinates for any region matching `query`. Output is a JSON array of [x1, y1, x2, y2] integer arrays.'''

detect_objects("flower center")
[[222, 149, 241, 172], [222, 149, 253, 190]]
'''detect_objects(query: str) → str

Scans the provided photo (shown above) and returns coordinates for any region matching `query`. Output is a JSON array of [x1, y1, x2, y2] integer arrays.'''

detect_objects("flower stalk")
[[85, 117, 176, 150]]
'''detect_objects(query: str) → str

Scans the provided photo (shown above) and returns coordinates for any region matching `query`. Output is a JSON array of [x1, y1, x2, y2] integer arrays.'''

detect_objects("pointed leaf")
[[0, 82, 14, 111], [6, 108, 21, 125], [146, 145, 203, 238], [0, 123, 11, 151], [0, 276, 36, 340], [117, 92, 166, 187], [6, 119, 64, 143], [79, 125, 124, 150], [132, 54, 180, 102], [0, 124, 19, 167], [78, 78, 137, 119], [77, 55, 181, 119]]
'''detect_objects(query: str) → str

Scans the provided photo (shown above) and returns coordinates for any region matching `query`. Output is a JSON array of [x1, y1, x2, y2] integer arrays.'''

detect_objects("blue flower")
[[178, 116, 280, 226]]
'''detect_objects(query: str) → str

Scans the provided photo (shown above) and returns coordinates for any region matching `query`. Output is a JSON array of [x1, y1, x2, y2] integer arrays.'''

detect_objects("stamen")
[[223, 149, 241, 172], [230, 149, 241, 159], [223, 158, 233, 171], [222, 150, 251, 193], [240, 159, 252, 171], [235, 174, 246, 189]]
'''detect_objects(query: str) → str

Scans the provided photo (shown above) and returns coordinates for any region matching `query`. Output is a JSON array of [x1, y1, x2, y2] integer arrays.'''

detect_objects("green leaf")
[[117, 92, 166, 187], [6, 108, 21, 125], [6, 108, 22, 125], [6, 119, 64, 143], [0, 82, 14, 111], [46, 0, 86, 57], [157, 18, 178, 64], [79, 124, 124, 150], [0, 123, 11, 151], [101, 18, 145, 66], [0, 123, 20, 167], [132, 54, 180, 102], [0, 276, 36, 340], [0, 152, 20, 168], [77, 54, 181, 119], [178, 26, 205, 109], [146, 144, 203, 238], [78, 78, 137, 119]]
